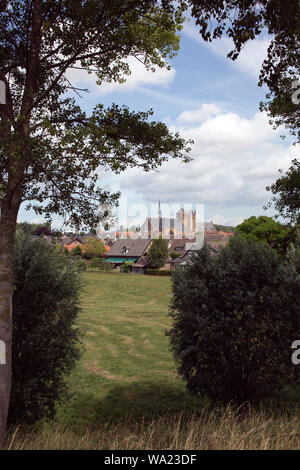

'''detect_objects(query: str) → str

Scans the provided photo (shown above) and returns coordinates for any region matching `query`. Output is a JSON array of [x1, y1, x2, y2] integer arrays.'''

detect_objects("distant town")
[[26, 206, 235, 274]]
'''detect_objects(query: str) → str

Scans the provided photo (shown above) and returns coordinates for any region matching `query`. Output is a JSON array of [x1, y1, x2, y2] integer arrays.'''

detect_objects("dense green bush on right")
[[168, 236, 300, 405]]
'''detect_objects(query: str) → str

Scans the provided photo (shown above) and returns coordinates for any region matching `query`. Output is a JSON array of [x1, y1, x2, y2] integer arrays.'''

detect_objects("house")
[[62, 234, 110, 253], [168, 237, 232, 271], [105, 238, 152, 267], [63, 236, 85, 252], [131, 255, 148, 274], [168, 237, 195, 255], [204, 231, 234, 244]]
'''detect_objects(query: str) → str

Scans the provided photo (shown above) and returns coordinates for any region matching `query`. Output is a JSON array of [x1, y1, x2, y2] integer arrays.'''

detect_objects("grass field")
[[55, 271, 202, 425], [4, 271, 300, 450]]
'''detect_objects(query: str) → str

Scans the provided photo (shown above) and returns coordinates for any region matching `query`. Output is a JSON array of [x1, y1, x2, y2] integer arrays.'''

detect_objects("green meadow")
[[55, 271, 202, 425]]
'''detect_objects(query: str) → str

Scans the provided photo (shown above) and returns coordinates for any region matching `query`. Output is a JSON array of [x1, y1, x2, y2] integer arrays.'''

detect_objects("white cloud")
[[66, 56, 175, 96], [207, 36, 270, 79], [183, 20, 271, 79], [173, 111, 279, 155], [121, 106, 297, 213], [211, 214, 245, 227], [177, 103, 222, 123]]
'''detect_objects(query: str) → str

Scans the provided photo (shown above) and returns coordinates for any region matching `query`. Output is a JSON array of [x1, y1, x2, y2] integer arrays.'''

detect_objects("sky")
[[18, 15, 299, 229]]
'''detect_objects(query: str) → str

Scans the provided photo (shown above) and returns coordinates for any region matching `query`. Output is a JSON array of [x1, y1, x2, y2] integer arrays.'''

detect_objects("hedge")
[[145, 269, 172, 276]]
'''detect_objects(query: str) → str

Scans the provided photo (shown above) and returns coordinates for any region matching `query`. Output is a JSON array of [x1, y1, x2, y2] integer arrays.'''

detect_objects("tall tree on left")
[[0, 0, 191, 446]]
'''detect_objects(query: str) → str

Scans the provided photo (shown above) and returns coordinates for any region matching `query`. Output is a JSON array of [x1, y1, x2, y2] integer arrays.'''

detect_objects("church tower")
[[158, 199, 162, 235]]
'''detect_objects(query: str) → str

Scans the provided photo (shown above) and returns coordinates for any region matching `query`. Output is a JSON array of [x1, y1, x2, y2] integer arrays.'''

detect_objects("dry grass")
[[5, 405, 300, 450]]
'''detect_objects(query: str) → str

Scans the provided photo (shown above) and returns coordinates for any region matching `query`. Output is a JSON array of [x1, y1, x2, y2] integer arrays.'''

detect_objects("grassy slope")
[[55, 272, 201, 425], [5, 272, 299, 449]]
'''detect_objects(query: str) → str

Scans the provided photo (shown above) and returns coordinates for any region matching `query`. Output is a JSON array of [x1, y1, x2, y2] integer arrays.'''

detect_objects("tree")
[[214, 224, 235, 233], [16, 221, 51, 235], [0, 0, 192, 445], [286, 230, 300, 274], [9, 231, 82, 424], [188, 0, 300, 142], [120, 261, 133, 273], [89, 257, 104, 270], [265, 159, 300, 224], [32, 225, 52, 236], [234, 215, 290, 255], [83, 237, 106, 259], [147, 236, 169, 268], [70, 245, 83, 257], [168, 237, 300, 405]]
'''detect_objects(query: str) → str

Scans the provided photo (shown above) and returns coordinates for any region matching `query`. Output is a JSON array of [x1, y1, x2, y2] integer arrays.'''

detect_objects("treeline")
[[214, 224, 235, 232]]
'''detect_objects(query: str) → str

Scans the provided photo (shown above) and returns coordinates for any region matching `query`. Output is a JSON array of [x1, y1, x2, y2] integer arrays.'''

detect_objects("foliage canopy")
[[234, 215, 290, 255], [0, 0, 192, 230], [266, 159, 300, 224], [188, 0, 300, 142]]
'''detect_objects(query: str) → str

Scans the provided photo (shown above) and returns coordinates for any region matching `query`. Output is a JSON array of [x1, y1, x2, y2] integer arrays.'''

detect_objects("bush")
[[101, 261, 114, 272], [88, 258, 114, 271], [70, 245, 82, 257], [89, 257, 104, 270], [120, 261, 133, 273], [76, 258, 88, 272], [83, 237, 106, 258], [145, 269, 172, 276], [168, 236, 300, 405], [147, 236, 169, 268], [9, 233, 82, 424]]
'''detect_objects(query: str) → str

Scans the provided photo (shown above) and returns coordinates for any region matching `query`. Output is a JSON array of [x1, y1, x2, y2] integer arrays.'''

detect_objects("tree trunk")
[[0, 200, 19, 448]]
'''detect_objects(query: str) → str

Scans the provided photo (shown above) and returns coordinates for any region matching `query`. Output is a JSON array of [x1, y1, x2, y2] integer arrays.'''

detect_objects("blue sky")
[[18, 16, 299, 229]]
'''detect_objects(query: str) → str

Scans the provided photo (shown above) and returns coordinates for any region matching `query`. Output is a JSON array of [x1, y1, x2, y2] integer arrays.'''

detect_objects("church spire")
[[158, 199, 162, 218], [158, 199, 162, 235]]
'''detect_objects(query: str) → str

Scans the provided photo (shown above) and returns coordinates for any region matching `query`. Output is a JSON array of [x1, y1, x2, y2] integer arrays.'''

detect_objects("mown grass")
[[54, 271, 203, 425], [4, 271, 300, 450]]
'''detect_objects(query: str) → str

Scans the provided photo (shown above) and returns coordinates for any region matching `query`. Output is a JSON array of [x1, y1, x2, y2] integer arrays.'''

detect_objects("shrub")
[[76, 258, 88, 272], [70, 245, 83, 257], [9, 232, 82, 424], [83, 237, 106, 258], [145, 269, 172, 276], [168, 236, 300, 405], [89, 257, 104, 270], [101, 261, 114, 272], [147, 236, 169, 268], [88, 258, 115, 271], [120, 261, 133, 273]]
